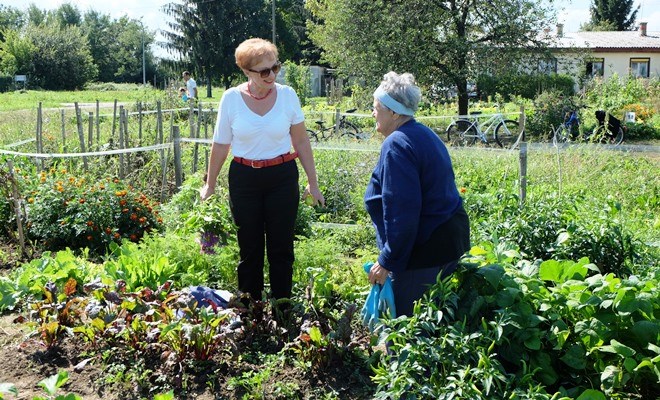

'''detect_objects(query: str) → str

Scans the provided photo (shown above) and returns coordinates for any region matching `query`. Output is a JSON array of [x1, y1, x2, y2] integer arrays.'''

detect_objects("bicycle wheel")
[[446, 119, 477, 147], [495, 120, 520, 149], [591, 125, 622, 145], [553, 125, 571, 144], [307, 129, 320, 142], [339, 121, 360, 139]]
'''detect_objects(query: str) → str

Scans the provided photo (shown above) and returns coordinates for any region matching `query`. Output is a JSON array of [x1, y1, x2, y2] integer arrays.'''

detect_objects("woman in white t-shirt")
[[200, 38, 324, 305]]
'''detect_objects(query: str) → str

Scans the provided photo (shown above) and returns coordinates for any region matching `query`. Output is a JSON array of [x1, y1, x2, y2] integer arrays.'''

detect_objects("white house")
[[545, 22, 660, 80]]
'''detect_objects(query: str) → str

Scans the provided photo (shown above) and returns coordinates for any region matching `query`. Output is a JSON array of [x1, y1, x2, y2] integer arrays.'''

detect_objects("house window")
[[630, 58, 650, 78], [538, 58, 557, 74], [586, 58, 604, 77]]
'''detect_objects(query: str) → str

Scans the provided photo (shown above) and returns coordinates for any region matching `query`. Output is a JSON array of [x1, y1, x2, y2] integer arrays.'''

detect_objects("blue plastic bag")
[[361, 262, 396, 331]]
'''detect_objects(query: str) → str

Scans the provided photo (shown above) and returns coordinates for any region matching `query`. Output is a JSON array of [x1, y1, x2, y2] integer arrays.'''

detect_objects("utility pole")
[[271, 0, 276, 45], [139, 19, 146, 85]]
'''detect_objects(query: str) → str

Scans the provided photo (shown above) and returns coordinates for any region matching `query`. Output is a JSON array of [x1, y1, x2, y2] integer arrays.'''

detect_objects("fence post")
[[334, 108, 341, 136], [119, 105, 125, 178], [204, 106, 211, 173], [7, 160, 27, 258], [96, 100, 100, 149], [156, 100, 163, 146], [88, 112, 94, 151], [518, 104, 527, 208], [60, 109, 66, 153], [74, 102, 88, 171], [36, 102, 44, 170], [173, 125, 183, 191], [138, 101, 143, 146], [123, 108, 130, 170], [192, 101, 201, 174], [111, 99, 118, 141]]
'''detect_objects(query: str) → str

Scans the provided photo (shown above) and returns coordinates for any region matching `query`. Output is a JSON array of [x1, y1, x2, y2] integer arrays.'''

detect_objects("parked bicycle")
[[552, 102, 582, 145], [445, 111, 521, 148], [307, 109, 360, 141], [590, 110, 625, 145], [554, 109, 624, 146]]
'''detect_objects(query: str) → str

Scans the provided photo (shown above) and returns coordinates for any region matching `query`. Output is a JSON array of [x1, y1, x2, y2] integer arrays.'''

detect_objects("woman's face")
[[372, 99, 398, 136], [245, 54, 278, 89]]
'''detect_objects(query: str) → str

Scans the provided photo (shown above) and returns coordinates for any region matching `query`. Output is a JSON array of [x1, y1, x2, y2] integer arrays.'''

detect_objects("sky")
[[1, 0, 659, 59]]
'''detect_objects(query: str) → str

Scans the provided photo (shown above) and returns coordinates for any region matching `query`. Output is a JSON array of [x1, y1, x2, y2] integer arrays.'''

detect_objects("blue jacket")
[[365, 119, 463, 273]]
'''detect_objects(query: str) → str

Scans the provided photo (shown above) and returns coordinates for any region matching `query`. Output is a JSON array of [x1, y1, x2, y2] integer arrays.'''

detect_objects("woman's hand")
[[368, 262, 390, 285], [302, 183, 325, 207], [200, 184, 215, 201]]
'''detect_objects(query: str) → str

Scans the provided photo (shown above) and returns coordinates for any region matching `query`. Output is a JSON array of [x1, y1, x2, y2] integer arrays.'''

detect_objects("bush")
[[624, 122, 660, 140], [477, 73, 575, 101], [0, 75, 13, 92], [25, 167, 162, 254], [525, 90, 584, 139]]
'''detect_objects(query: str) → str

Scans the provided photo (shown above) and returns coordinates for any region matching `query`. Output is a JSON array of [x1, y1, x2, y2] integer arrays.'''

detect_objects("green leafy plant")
[[24, 167, 162, 254]]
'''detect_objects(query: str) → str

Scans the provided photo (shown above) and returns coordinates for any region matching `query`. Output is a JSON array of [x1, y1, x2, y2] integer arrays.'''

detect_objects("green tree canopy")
[[306, 0, 554, 115], [26, 24, 97, 90], [162, 0, 271, 91], [586, 0, 638, 31]]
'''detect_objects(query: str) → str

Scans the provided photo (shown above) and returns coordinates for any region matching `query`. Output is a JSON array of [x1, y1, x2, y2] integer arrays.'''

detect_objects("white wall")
[[556, 51, 660, 79]]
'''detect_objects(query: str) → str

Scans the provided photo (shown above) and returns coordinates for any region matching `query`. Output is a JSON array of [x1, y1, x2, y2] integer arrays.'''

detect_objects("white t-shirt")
[[213, 83, 304, 159], [187, 78, 197, 98]]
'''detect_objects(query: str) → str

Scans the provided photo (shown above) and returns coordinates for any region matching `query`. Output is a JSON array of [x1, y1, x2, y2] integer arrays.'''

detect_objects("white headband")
[[374, 86, 415, 116]]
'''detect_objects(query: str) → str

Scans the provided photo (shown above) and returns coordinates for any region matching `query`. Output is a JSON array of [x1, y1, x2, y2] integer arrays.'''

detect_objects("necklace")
[[247, 81, 272, 100]]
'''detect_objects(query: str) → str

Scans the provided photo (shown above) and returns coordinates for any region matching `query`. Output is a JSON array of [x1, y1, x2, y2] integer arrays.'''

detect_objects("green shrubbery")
[[24, 166, 162, 254], [477, 73, 575, 101], [375, 253, 660, 399]]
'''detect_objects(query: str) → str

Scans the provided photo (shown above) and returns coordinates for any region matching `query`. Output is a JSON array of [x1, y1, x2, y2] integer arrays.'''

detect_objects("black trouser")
[[228, 159, 299, 300]]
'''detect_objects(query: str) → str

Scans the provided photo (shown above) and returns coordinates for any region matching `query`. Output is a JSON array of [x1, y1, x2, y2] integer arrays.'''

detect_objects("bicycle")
[[552, 106, 581, 145], [589, 110, 624, 145], [554, 109, 624, 146], [307, 109, 360, 141], [445, 111, 520, 148]]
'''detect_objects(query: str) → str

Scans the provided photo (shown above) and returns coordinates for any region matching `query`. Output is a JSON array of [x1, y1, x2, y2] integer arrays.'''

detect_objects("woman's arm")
[[200, 142, 231, 200], [290, 122, 325, 206]]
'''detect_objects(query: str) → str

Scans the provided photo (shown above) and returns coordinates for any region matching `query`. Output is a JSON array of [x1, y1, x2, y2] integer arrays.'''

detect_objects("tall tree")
[[306, 0, 554, 116], [162, 0, 270, 93], [586, 0, 638, 31], [52, 2, 82, 28], [26, 23, 97, 89]]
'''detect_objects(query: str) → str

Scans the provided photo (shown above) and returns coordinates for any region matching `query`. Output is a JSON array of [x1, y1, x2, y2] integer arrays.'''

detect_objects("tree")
[[52, 2, 82, 28], [306, 0, 554, 116], [162, 0, 270, 93], [0, 5, 25, 42], [586, 0, 638, 31], [26, 24, 97, 89]]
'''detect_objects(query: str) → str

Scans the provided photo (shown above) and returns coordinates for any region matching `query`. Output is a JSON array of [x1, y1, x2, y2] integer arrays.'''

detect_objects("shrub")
[[525, 90, 584, 139], [0, 75, 13, 92], [624, 122, 660, 140], [284, 61, 311, 106], [477, 73, 575, 101], [25, 167, 162, 254]]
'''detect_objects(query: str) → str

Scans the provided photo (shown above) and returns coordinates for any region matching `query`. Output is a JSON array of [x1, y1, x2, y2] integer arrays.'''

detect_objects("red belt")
[[233, 152, 298, 168]]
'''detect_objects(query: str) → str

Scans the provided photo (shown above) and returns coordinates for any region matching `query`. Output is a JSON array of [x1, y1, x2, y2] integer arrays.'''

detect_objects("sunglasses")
[[248, 62, 281, 78]]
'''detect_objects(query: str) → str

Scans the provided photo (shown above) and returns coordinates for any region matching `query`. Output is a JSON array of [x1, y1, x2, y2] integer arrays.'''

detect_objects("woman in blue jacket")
[[366, 71, 470, 317]]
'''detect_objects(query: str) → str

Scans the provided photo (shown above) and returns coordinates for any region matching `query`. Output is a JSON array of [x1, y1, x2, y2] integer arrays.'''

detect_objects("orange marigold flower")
[[28, 198, 34, 203], [113, 178, 119, 183], [99, 184, 105, 190], [119, 199, 127, 206], [114, 233, 121, 239], [122, 208, 129, 213], [86, 221, 94, 227], [130, 213, 138, 221], [135, 207, 141, 212], [139, 217, 146, 224], [459, 187, 467, 194], [105, 227, 112, 234], [130, 234, 137, 241], [79, 198, 85, 204], [157, 218, 163, 224], [87, 235, 93, 241]]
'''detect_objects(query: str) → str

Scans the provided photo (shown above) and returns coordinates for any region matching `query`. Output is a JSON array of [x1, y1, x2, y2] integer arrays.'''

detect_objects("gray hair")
[[378, 71, 421, 113]]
